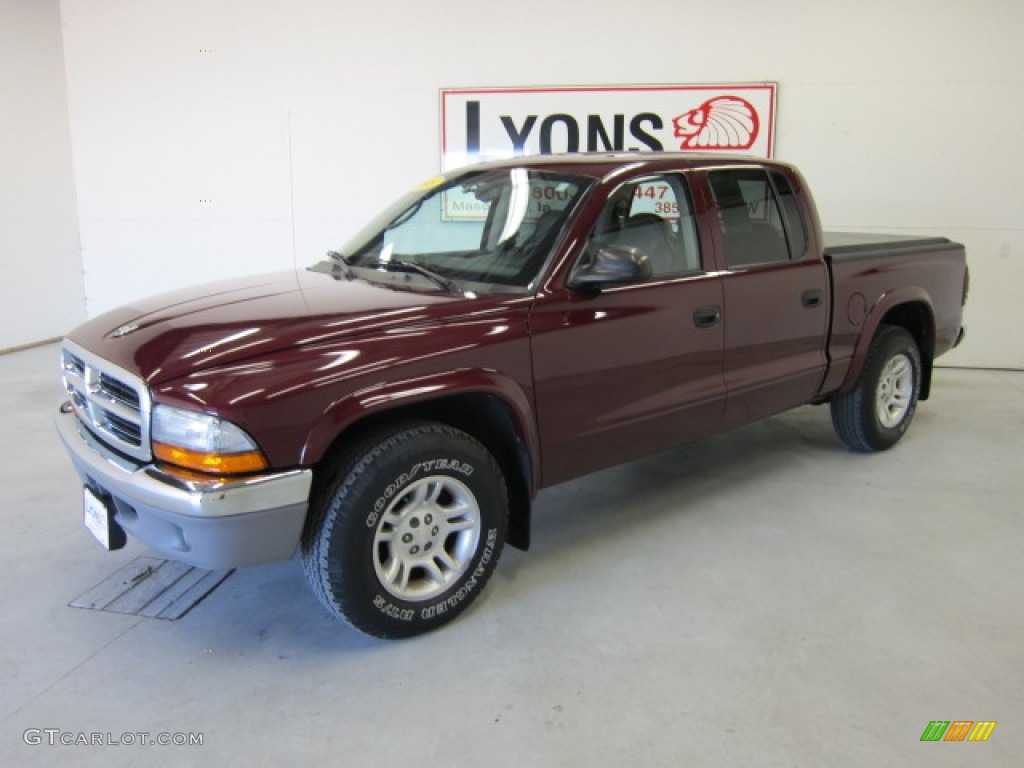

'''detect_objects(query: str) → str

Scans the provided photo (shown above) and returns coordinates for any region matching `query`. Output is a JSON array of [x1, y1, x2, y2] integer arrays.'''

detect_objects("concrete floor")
[[0, 343, 1021, 766]]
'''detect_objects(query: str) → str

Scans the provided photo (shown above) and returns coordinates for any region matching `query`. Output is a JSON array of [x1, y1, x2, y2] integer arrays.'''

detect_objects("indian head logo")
[[673, 96, 760, 150]]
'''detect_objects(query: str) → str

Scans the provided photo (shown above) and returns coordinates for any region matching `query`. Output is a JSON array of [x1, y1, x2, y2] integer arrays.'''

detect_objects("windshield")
[[333, 168, 593, 292]]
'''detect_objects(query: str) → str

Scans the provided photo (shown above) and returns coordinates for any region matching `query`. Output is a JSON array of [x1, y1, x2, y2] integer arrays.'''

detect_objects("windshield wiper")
[[326, 250, 356, 280], [361, 259, 461, 293]]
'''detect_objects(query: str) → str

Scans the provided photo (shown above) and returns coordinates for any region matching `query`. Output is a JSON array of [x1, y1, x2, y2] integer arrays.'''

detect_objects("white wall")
[[58, 0, 1023, 367], [0, 0, 84, 349]]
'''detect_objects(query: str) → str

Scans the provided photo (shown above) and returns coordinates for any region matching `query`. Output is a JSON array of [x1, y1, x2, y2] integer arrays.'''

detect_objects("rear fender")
[[839, 287, 935, 398]]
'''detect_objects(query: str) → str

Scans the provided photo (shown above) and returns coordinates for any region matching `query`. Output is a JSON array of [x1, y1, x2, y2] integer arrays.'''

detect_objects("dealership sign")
[[440, 84, 777, 171]]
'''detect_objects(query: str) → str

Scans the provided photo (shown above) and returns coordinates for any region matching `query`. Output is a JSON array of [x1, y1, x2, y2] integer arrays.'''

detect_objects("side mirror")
[[569, 244, 653, 290]]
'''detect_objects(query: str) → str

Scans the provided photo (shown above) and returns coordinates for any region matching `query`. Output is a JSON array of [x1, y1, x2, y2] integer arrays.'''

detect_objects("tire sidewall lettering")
[[365, 458, 475, 528], [373, 594, 414, 622]]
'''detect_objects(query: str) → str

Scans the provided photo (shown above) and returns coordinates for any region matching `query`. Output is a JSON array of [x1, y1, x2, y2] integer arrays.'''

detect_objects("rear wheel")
[[302, 421, 508, 638], [830, 325, 922, 452]]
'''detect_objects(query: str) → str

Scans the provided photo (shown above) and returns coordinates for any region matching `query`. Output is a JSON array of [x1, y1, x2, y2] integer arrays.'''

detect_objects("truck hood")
[[67, 268, 494, 385]]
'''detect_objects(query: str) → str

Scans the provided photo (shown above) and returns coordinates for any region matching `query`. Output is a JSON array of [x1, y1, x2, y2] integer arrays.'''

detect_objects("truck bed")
[[819, 231, 968, 397]]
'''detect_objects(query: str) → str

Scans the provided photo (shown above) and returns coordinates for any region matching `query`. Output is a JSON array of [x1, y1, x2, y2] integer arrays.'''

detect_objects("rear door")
[[702, 168, 829, 428], [530, 172, 727, 486]]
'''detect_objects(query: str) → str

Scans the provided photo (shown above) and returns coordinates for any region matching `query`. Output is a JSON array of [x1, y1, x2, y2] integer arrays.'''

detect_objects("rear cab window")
[[707, 168, 808, 269]]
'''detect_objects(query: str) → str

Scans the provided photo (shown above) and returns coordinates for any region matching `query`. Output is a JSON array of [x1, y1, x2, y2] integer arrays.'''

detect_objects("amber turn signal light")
[[153, 441, 269, 476]]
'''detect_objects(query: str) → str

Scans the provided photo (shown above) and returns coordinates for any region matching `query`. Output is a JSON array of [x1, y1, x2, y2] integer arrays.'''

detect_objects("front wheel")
[[830, 325, 922, 452], [302, 421, 508, 638]]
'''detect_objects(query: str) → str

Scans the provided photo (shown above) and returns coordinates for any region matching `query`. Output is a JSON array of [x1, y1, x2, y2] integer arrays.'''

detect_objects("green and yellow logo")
[[921, 721, 997, 742]]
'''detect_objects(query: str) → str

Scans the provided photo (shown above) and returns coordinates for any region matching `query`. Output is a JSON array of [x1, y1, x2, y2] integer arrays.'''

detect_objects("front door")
[[531, 172, 727, 486]]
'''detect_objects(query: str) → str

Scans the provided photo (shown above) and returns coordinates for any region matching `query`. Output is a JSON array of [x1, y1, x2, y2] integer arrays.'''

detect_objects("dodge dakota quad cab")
[[56, 153, 968, 638]]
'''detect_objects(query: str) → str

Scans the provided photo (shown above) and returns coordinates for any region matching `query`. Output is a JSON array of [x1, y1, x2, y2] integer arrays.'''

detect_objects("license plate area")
[[83, 487, 126, 550]]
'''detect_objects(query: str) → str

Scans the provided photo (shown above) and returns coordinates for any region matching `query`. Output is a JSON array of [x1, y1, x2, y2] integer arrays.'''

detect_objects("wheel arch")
[[302, 373, 537, 551], [840, 289, 936, 400]]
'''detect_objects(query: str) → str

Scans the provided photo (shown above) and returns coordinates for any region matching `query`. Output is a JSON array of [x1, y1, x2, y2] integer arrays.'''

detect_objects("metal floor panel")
[[69, 556, 234, 620]]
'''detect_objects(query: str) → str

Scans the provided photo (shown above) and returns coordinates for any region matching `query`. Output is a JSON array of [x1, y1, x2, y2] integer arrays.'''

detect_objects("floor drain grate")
[[69, 556, 234, 620]]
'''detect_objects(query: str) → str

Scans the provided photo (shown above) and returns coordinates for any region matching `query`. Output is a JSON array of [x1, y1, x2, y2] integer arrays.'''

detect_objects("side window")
[[708, 169, 792, 269], [586, 175, 701, 278], [770, 171, 808, 259]]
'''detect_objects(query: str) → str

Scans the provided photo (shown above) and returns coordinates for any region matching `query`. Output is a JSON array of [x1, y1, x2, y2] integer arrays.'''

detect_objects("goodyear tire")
[[302, 421, 508, 638], [830, 325, 922, 452]]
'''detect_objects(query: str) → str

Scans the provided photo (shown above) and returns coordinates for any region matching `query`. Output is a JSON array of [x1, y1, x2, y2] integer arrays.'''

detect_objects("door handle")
[[693, 305, 722, 328], [801, 289, 823, 308]]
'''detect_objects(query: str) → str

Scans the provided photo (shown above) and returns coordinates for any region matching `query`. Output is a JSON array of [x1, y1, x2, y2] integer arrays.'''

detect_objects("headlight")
[[151, 404, 268, 475]]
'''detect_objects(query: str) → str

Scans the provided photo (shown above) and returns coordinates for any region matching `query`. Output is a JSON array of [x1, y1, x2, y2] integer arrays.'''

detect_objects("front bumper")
[[57, 403, 313, 569]]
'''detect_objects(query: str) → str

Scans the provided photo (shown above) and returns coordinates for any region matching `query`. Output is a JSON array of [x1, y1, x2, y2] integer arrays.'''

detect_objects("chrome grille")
[[64, 351, 85, 377], [61, 340, 152, 462], [98, 373, 140, 410], [101, 409, 143, 444]]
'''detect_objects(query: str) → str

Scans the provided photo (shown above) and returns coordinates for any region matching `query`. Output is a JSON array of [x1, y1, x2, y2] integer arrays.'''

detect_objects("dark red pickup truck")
[[57, 153, 968, 637]]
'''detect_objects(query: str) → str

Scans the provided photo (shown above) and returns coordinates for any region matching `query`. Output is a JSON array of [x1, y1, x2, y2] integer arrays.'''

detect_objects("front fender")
[[300, 368, 540, 489]]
